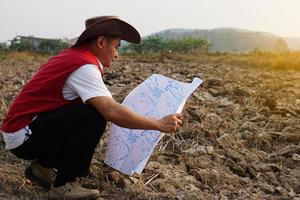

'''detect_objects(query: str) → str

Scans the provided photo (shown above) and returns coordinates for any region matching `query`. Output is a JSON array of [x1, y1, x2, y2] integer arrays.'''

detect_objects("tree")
[[274, 38, 289, 53], [8, 36, 69, 54], [0, 43, 7, 51], [122, 36, 210, 54], [38, 39, 69, 54], [9, 37, 33, 51]]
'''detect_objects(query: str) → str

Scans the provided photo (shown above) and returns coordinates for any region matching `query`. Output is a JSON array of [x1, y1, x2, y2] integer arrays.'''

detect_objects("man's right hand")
[[157, 113, 183, 133]]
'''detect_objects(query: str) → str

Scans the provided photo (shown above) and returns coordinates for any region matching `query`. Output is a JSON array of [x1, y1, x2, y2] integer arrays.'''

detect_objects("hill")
[[149, 28, 292, 52]]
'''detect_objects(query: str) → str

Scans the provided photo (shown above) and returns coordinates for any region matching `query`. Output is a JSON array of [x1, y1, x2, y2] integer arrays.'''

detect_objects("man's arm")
[[86, 96, 182, 133]]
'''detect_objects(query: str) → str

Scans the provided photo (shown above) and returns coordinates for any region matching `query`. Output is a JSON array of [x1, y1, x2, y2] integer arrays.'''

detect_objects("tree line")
[[0, 36, 69, 55], [1, 36, 210, 55], [121, 36, 210, 54]]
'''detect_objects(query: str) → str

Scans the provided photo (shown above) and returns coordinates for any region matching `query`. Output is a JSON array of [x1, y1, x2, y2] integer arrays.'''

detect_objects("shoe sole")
[[25, 167, 51, 189]]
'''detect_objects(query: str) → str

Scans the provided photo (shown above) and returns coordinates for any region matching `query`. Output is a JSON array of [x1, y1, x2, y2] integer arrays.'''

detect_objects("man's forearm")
[[87, 96, 160, 130], [106, 101, 159, 129]]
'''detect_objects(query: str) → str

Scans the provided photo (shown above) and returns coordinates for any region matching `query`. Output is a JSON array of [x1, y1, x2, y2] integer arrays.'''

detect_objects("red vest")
[[1, 45, 103, 133]]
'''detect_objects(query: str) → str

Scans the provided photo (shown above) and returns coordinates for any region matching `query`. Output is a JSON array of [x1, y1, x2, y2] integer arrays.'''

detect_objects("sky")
[[1, 0, 300, 42]]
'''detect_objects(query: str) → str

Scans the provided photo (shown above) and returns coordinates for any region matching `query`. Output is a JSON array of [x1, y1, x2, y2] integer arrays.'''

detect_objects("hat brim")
[[73, 18, 141, 46]]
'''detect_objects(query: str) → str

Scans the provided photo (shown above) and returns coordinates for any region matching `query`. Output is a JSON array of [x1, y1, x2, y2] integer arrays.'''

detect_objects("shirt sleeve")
[[64, 64, 112, 103]]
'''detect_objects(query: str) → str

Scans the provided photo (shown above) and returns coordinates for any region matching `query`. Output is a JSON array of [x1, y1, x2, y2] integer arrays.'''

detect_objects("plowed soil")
[[0, 53, 300, 200]]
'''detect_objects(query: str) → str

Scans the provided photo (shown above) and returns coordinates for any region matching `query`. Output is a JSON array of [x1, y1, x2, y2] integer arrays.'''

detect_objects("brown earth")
[[0, 54, 300, 200]]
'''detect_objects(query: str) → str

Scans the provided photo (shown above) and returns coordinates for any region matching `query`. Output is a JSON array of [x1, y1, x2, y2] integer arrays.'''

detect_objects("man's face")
[[98, 37, 121, 68]]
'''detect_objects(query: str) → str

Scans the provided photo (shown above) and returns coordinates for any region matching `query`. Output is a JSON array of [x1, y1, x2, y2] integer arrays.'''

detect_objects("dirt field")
[[0, 53, 300, 199]]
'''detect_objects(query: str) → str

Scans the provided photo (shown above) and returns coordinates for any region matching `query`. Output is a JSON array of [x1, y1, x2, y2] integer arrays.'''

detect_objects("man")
[[1, 16, 182, 199]]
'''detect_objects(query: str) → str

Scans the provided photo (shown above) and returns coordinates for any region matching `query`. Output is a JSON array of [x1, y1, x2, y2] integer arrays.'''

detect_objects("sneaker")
[[48, 181, 100, 200], [25, 160, 56, 189]]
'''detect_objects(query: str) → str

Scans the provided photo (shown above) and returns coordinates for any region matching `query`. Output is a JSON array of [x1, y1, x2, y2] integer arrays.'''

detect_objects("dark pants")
[[11, 103, 107, 183]]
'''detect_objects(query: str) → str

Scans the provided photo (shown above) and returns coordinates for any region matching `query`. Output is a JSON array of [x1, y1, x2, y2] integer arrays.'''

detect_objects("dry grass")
[[0, 51, 48, 62], [122, 51, 300, 71], [3, 50, 300, 71]]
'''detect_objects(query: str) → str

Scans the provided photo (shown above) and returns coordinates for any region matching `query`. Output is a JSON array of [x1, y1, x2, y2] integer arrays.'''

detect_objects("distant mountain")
[[147, 28, 294, 52]]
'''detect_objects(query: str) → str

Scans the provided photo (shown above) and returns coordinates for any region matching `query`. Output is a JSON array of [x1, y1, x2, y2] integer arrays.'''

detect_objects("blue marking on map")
[[127, 130, 140, 143], [104, 74, 203, 175]]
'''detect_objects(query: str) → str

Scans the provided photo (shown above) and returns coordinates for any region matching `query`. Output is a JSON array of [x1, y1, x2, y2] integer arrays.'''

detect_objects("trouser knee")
[[71, 104, 107, 142], [83, 104, 107, 134]]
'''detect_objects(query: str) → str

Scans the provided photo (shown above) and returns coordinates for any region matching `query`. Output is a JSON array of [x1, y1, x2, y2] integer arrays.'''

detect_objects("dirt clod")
[[0, 54, 300, 199]]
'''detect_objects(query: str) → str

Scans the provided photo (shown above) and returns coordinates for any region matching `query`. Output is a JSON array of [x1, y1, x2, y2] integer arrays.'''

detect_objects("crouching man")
[[1, 16, 182, 199]]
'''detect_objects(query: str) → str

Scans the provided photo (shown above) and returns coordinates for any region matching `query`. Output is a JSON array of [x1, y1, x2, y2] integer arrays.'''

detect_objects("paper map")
[[104, 74, 203, 175]]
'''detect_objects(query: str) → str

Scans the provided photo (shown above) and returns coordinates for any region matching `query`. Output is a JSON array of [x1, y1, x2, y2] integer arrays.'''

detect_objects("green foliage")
[[10, 37, 33, 51], [38, 39, 69, 54], [8, 36, 69, 54], [0, 43, 7, 51], [122, 36, 210, 54], [150, 28, 292, 52]]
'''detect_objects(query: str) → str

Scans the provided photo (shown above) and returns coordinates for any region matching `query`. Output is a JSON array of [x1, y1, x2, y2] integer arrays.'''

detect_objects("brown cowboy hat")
[[72, 16, 141, 46]]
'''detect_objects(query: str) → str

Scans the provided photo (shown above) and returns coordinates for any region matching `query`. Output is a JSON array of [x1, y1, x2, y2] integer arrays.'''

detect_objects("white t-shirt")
[[2, 63, 112, 150]]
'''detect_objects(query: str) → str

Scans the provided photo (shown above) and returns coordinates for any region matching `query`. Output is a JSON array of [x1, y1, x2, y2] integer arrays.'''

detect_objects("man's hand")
[[157, 113, 183, 133]]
